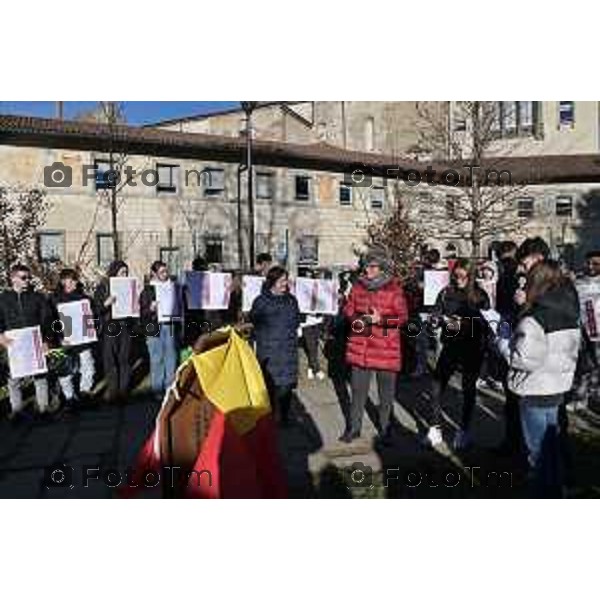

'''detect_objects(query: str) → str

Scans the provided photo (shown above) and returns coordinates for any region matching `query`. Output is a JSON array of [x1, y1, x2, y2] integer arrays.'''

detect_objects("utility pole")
[[241, 102, 258, 269]]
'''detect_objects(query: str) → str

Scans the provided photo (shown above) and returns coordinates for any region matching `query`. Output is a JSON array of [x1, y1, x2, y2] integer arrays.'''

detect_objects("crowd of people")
[[0, 238, 599, 497]]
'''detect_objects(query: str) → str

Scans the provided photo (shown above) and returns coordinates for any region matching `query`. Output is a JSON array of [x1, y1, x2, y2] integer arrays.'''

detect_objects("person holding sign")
[[140, 260, 178, 398], [249, 266, 301, 426], [340, 250, 408, 445], [50, 268, 97, 410], [0, 264, 53, 419], [93, 260, 134, 403]]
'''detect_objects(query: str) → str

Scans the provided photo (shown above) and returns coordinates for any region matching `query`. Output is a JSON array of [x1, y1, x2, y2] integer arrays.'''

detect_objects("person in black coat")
[[0, 264, 53, 417], [249, 265, 301, 426], [427, 259, 490, 450], [93, 260, 133, 403], [50, 268, 98, 408]]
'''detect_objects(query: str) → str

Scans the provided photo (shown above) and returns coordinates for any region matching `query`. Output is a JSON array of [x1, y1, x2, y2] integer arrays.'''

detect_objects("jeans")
[[146, 324, 177, 395], [58, 348, 96, 400], [519, 400, 563, 497], [350, 367, 397, 434]]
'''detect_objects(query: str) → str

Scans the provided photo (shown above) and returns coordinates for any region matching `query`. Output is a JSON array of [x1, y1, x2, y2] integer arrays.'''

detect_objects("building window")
[[94, 159, 113, 191], [370, 186, 385, 209], [445, 243, 458, 259], [256, 233, 271, 254], [96, 233, 115, 268], [38, 231, 65, 263], [559, 101, 575, 127], [205, 236, 223, 264], [556, 196, 573, 217], [339, 183, 352, 206], [160, 246, 181, 274], [204, 168, 225, 196], [365, 116, 375, 152], [295, 175, 310, 201], [493, 101, 538, 137], [517, 198, 535, 218], [445, 196, 456, 218], [157, 163, 178, 193], [256, 172, 274, 200], [297, 235, 319, 264]]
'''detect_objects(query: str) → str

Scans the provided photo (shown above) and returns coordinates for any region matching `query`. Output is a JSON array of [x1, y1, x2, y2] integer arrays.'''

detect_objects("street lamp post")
[[241, 101, 258, 269]]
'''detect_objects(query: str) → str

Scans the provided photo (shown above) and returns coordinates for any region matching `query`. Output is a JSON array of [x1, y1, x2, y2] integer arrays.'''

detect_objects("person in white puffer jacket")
[[497, 259, 581, 497]]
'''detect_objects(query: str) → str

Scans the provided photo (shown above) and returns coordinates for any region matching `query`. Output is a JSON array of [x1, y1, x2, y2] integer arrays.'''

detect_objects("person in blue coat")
[[249, 265, 301, 426]]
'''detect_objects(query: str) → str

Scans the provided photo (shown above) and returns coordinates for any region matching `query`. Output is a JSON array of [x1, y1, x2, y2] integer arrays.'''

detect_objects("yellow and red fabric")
[[124, 328, 287, 498]]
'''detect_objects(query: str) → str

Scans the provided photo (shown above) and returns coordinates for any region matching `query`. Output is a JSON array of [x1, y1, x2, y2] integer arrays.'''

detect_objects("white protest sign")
[[185, 272, 231, 311], [6, 326, 48, 379], [423, 270, 450, 306], [576, 280, 600, 341], [242, 275, 265, 312], [110, 277, 140, 319], [57, 299, 97, 346], [152, 281, 181, 323]]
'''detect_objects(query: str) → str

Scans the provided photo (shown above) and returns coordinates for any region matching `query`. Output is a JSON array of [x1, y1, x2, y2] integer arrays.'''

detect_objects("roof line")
[[144, 101, 307, 128]]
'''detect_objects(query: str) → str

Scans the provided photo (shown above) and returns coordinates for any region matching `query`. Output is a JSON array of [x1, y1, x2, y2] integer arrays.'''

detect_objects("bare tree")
[[359, 183, 423, 278], [0, 186, 50, 282], [412, 101, 530, 259]]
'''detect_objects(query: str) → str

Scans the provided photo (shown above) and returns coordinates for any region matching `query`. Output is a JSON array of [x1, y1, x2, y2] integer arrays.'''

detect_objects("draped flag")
[[122, 327, 287, 498]]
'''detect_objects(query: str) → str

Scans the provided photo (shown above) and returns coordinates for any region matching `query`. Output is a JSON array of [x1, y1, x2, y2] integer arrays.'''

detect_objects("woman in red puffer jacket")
[[340, 250, 408, 444]]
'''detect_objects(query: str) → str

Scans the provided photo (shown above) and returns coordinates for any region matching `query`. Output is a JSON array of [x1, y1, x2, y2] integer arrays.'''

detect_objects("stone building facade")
[[1, 101, 600, 281]]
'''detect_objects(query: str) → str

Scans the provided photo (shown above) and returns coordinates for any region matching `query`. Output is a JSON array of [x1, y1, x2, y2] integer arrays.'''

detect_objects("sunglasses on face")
[[16, 274, 31, 281]]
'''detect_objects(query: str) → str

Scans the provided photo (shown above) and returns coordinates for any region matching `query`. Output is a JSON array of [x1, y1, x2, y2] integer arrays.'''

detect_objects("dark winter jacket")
[[496, 257, 519, 322], [499, 283, 581, 399], [343, 276, 408, 372], [0, 289, 54, 342], [434, 284, 490, 348], [249, 289, 301, 388]]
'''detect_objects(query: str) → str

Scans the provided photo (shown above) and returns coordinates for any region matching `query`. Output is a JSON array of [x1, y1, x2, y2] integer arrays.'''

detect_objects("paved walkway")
[[1, 355, 600, 498]]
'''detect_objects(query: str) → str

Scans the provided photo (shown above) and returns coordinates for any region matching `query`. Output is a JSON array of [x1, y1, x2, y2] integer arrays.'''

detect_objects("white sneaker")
[[425, 426, 443, 447], [316, 370, 325, 381], [453, 429, 472, 450], [307, 369, 315, 380]]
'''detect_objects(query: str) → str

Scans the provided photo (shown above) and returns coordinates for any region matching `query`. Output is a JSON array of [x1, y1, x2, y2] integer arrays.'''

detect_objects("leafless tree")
[[411, 101, 530, 259], [0, 186, 50, 283]]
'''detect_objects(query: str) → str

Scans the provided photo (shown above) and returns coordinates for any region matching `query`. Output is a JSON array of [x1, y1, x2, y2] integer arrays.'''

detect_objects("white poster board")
[[576, 281, 600, 341], [424, 270, 450, 306], [242, 275, 265, 312], [57, 299, 97, 346], [110, 277, 140, 319], [184, 272, 231, 311], [5, 326, 48, 379], [294, 277, 338, 315], [152, 281, 181, 323]]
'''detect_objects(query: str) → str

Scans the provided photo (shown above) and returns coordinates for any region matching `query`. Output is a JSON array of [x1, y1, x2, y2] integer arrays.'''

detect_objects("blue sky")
[[0, 101, 241, 125]]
